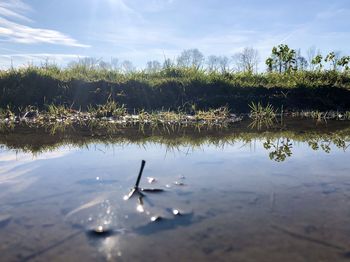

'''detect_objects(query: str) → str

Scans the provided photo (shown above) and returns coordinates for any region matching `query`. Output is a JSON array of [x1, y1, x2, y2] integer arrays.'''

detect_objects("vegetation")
[[1, 45, 350, 113], [1, 119, 349, 162]]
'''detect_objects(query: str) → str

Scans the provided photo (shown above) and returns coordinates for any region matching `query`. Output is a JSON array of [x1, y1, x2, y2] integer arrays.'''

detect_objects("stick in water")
[[135, 160, 146, 189]]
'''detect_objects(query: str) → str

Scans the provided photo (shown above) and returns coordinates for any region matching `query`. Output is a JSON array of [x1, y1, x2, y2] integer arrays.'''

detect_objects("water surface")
[[1, 120, 350, 261]]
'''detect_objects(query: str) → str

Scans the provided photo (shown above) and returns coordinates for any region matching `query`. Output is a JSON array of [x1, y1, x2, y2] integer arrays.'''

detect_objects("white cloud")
[[0, 53, 86, 68], [0, 0, 89, 47]]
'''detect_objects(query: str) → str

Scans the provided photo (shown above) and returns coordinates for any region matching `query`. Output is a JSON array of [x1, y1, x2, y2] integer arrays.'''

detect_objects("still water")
[[1, 120, 350, 261]]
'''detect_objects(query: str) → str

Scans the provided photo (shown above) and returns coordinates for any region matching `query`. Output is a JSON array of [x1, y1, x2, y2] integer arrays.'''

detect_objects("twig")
[[135, 160, 146, 189]]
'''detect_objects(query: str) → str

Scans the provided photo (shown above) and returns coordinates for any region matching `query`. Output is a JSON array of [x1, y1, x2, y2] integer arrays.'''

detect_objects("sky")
[[0, 0, 350, 69]]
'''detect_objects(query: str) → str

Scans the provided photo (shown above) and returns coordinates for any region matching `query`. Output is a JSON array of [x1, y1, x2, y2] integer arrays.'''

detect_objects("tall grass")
[[1, 65, 350, 112]]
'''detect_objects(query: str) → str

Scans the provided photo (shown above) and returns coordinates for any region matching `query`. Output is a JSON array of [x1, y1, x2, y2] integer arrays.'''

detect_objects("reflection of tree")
[[263, 138, 293, 162], [308, 136, 350, 154], [262, 136, 350, 162]]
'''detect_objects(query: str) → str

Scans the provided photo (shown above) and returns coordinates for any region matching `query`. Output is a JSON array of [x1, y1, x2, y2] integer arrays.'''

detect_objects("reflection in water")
[[0, 119, 349, 163], [0, 120, 350, 261], [263, 138, 293, 162]]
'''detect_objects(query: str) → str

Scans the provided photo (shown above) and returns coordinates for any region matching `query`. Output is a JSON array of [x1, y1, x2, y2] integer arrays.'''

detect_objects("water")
[[1, 120, 350, 261]]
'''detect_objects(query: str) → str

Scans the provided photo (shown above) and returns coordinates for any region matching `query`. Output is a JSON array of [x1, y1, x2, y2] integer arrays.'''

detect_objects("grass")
[[249, 102, 276, 120], [1, 65, 350, 113], [0, 104, 241, 135]]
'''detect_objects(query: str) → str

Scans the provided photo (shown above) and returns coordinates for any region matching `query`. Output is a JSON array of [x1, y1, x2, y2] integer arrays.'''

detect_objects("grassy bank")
[[1, 66, 350, 112]]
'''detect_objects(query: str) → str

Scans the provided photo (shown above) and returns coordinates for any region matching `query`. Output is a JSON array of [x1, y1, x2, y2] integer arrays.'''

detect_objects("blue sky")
[[0, 0, 349, 69]]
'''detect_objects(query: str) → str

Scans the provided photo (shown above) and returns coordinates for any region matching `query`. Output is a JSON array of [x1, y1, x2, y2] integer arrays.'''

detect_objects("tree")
[[177, 49, 205, 69], [110, 58, 119, 71], [218, 56, 230, 73], [294, 49, 308, 71], [207, 55, 220, 72], [68, 57, 100, 70], [311, 54, 323, 71], [146, 60, 161, 73], [325, 51, 341, 71], [306, 46, 317, 71], [163, 58, 174, 69], [266, 44, 296, 73], [121, 60, 135, 73], [266, 57, 274, 72], [207, 55, 230, 73], [337, 56, 350, 72], [233, 47, 259, 73], [98, 60, 111, 70]]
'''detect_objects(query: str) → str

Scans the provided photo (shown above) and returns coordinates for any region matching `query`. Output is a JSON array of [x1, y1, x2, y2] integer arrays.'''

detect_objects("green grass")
[[1, 65, 350, 112]]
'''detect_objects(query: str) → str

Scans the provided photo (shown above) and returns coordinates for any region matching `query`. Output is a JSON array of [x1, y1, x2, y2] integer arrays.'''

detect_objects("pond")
[[1, 119, 350, 261]]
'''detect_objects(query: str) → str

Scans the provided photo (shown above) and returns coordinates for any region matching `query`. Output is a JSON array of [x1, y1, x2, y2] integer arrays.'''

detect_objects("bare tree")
[[295, 49, 308, 71], [207, 55, 220, 72], [218, 56, 230, 73], [121, 60, 135, 73], [233, 47, 259, 73], [98, 60, 111, 70], [177, 49, 205, 69], [110, 58, 119, 71], [68, 57, 100, 69], [163, 58, 174, 69], [306, 46, 317, 71], [146, 60, 161, 73]]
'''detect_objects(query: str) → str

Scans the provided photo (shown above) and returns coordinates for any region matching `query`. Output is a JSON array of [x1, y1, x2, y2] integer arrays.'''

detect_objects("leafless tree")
[[295, 49, 308, 71], [207, 55, 220, 72], [146, 60, 161, 73], [207, 55, 230, 73], [307, 46, 316, 71], [68, 57, 101, 69], [163, 58, 174, 69], [177, 49, 205, 69], [218, 56, 230, 73], [98, 60, 111, 70], [121, 60, 135, 73], [232, 47, 259, 73], [110, 58, 119, 71]]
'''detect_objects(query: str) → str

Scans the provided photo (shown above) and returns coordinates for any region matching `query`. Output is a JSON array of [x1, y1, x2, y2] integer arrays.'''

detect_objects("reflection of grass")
[[0, 105, 239, 135], [249, 102, 276, 120], [249, 102, 277, 130], [248, 117, 276, 130], [0, 120, 350, 159]]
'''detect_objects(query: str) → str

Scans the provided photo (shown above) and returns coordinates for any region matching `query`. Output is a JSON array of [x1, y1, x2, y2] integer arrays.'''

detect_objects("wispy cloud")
[[0, 0, 32, 21], [0, 0, 89, 47], [0, 53, 86, 68]]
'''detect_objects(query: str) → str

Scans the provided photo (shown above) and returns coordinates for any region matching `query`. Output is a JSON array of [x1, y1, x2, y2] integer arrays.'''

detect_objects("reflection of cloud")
[[0, 149, 73, 195], [65, 196, 106, 218]]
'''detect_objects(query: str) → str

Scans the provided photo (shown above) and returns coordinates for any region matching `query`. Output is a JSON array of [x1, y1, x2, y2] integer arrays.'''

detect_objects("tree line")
[[64, 45, 350, 74]]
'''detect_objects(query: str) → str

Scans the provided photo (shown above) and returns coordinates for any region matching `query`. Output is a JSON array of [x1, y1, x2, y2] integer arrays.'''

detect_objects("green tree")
[[266, 44, 296, 73], [311, 54, 323, 71], [337, 56, 350, 72]]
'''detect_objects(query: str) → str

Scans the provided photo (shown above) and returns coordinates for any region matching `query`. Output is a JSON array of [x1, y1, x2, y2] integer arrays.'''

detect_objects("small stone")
[[151, 216, 162, 222], [147, 177, 156, 184], [172, 209, 180, 216]]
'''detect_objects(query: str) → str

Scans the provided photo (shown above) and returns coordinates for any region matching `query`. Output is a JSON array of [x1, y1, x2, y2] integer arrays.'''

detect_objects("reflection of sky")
[[0, 147, 74, 195], [0, 139, 349, 260], [0, 139, 349, 210]]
